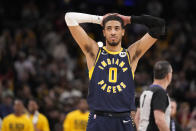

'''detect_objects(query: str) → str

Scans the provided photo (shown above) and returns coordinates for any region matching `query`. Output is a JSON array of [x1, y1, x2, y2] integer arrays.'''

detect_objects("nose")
[[111, 29, 116, 36]]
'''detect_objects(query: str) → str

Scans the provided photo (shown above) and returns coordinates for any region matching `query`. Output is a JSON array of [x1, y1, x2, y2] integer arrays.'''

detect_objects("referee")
[[135, 60, 172, 131]]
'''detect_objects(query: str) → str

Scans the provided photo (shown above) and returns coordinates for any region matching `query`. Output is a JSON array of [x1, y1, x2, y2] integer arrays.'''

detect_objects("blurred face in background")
[[77, 99, 88, 113], [14, 100, 24, 116], [3, 96, 13, 106], [28, 100, 38, 114], [171, 101, 177, 118]]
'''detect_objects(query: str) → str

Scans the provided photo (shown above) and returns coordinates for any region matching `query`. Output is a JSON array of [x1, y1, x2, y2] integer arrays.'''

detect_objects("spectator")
[[63, 99, 89, 131], [188, 108, 196, 131], [27, 99, 50, 131], [0, 0, 195, 130], [177, 102, 192, 129], [1, 99, 34, 131], [170, 99, 183, 131], [0, 94, 13, 118]]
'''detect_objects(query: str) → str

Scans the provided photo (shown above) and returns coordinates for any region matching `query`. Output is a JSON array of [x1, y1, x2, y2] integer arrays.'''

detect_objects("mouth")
[[110, 37, 116, 41]]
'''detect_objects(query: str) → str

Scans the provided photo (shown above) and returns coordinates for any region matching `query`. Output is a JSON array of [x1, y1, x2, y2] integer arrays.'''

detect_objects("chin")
[[108, 42, 119, 46]]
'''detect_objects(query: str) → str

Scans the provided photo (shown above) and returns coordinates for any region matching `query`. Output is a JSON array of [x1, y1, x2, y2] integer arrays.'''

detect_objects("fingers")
[[102, 13, 126, 26], [103, 13, 119, 18], [102, 13, 119, 21], [104, 13, 113, 18], [102, 13, 118, 26], [112, 13, 120, 15]]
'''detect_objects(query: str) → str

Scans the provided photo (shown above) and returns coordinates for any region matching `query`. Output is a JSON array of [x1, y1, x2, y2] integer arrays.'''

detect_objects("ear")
[[103, 29, 106, 37], [122, 28, 125, 36], [166, 73, 170, 82]]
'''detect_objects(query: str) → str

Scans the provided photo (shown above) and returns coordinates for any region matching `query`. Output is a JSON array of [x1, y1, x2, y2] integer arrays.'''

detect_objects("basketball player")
[[136, 61, 172, 131], [65, 12, 165, 131]]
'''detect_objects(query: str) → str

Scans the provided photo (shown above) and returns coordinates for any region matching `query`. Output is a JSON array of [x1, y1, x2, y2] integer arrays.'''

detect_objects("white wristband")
[[65, 12, 103, 26]]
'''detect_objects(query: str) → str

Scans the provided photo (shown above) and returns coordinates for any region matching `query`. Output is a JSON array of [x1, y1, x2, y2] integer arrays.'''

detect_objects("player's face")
[[28, 100, 38, 113], [103, 20, 124, 46]]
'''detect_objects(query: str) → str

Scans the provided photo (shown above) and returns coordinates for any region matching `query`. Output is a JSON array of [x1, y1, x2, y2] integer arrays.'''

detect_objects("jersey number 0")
[[109, 67, 117, 83]]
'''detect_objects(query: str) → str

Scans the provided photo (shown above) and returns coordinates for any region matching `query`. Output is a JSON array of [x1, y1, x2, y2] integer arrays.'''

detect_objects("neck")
[[105, 42, 122, 52], [79, 110, 87, 114], [153, 79, 168, 90], [14, 112, 23, 117], [30, 110, 37, 115]]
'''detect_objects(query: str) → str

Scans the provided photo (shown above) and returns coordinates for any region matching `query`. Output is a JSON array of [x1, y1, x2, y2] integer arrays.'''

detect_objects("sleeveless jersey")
[[87, 46, 136, 112]]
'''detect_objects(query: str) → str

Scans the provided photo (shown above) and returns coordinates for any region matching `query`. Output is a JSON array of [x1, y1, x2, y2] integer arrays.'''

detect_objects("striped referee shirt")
[[138, 84, 171, 131]]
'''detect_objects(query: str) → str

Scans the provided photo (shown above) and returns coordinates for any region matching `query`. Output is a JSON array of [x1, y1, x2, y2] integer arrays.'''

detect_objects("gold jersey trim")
[[89, 49, 101, 80], [103, 46, 123, 55]]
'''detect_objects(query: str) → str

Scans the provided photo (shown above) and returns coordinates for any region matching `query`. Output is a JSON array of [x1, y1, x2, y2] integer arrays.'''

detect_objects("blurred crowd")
[[0, 0, 196, 130]]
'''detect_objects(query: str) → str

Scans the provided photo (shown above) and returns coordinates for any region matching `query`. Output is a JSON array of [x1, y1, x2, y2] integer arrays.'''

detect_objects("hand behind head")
[[102, 13, 130, 26]]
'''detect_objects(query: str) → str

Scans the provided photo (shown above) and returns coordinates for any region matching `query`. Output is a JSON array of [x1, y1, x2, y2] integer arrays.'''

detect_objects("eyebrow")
[[106, 25, 121, 28]]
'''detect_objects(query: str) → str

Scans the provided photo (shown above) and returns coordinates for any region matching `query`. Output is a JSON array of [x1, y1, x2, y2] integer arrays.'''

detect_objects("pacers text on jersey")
[[97, 58, 128, 94]]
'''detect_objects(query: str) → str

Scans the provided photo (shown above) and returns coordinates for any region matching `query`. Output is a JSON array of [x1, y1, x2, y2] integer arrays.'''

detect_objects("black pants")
[[87, 112, 135, 131]]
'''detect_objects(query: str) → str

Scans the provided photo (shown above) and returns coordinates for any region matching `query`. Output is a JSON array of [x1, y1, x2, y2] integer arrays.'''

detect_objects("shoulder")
[[148, 86, 167, 95], [3, 114, 14, 121], [66, 110, 79, 117], [151, 87, 168, 102], [7, 114, 14, 118], [153, 87, 167, 96], [21, 114, 31, 121], [85, 111, 90, 115], [151, 87, 169, 110], [39, 113, 48, 120], [82, 111, 90, 116]]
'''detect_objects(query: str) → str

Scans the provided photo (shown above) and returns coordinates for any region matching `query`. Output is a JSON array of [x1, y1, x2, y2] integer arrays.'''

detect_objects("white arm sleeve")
[[65, 12, 103, 26]]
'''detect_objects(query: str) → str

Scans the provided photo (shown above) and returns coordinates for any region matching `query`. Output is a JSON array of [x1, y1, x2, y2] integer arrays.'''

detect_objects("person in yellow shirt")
[[27, 99, 50, 131], [63, 99, 89, 131], [1, 99, 34, 131]]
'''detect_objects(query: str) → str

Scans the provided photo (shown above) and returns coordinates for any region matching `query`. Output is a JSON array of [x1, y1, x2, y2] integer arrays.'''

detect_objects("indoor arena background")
[[0, 0, 196, 130]]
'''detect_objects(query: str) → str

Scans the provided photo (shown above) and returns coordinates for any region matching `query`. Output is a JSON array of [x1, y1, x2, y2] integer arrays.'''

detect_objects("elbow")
[[157, 18, 165, 28], [65, 12, 71, 22], [149, 19, 166, 39], [64, 12, 78, 26], [155, 117, 164, 127]]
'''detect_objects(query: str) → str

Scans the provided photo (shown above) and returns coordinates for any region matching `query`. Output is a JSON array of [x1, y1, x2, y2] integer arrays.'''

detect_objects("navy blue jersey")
[[87, 46, 136, 112]]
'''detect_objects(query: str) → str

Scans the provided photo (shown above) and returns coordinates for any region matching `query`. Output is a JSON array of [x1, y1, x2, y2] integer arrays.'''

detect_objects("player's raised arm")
[[64, 12, 103, 70], [118, 14, 165, 73]]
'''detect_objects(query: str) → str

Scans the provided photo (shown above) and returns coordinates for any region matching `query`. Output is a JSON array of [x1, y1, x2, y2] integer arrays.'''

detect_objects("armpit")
[[131, 50, 141, 62], [84, 45, 95, 59]]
